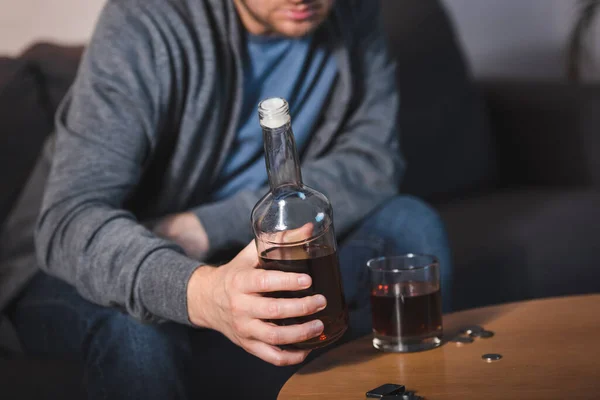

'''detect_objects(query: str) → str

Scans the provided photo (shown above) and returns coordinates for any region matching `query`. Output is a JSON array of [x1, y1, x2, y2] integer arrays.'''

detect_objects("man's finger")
[[244, 269, 312, 293], [249, 294, 327, 319], [244, 339, 311, 367], [249, 319, 325, 347], [270, 222, 314, 244], [280, 222, 314, 243]]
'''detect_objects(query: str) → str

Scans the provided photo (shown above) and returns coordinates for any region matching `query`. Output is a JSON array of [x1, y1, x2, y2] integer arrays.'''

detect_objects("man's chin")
[[276, 20, 322, 38]]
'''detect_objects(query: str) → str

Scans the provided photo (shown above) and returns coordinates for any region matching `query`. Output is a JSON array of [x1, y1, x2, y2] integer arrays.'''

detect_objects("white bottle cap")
[[258, 97, 291, 129]]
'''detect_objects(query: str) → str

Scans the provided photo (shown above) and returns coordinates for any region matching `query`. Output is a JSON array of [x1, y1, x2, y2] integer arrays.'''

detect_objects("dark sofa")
[[1, 0, 599, 397], [382, 0, 600, 311]]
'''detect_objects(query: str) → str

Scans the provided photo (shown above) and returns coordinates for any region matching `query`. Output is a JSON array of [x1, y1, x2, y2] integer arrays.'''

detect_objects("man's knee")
[[87, 312, 187, 366], [85, 312, 191, 398], [371, 195, 446, 239]]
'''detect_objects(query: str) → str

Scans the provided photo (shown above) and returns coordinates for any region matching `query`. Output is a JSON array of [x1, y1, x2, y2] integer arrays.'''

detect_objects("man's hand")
[[187, 241, 327, 366], [153, 212, 209, 260]]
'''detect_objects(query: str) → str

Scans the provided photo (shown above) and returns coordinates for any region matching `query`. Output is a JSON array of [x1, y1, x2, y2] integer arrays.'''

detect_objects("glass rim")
[[366, 254, 439, 273]]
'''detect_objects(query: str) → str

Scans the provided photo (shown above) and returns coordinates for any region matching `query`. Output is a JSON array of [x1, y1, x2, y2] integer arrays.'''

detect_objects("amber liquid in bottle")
[[259, 244, 348, 350]]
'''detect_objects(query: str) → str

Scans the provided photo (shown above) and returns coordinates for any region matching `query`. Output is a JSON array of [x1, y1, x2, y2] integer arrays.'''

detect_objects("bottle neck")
[[262, 122, 303, 190]]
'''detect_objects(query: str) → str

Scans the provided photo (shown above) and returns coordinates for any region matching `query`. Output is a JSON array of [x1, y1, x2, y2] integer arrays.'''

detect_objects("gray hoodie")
[[0, 0, 403, 325]]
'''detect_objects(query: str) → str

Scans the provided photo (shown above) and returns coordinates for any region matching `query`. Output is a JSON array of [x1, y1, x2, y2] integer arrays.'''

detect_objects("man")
[[1, 0, 452, 398]]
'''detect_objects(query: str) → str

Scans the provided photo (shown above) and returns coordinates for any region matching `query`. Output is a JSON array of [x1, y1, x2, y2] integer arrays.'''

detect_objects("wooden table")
[[279, 295, 600, 400]]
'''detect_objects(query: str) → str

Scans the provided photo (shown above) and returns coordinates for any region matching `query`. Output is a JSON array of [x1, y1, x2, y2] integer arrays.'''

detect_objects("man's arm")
[[35, 1, 343, 366], [194, 0, 403, 252], [35, 1, 201, 325]]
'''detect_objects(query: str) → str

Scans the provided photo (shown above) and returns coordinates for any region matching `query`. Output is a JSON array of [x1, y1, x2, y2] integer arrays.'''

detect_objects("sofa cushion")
[[0, 58, 52, 230], [0, 358, 85, 399], [439, 188, 600, 310], [582, 86, 600, 187], [483, 82, 600, 188], [381, 0, 494, 200]]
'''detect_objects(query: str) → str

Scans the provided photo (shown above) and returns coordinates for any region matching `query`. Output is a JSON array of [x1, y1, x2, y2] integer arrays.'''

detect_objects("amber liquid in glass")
[[370, 281, 442, 340]]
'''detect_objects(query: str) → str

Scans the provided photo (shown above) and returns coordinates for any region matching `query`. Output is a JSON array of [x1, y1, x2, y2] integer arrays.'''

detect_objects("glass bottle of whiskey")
[[251, 97, 348, 350]]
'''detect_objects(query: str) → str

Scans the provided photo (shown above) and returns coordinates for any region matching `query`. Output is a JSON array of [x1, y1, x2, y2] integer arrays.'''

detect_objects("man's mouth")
[[284, 2, 321, 21], [286, 8, 315, 21]]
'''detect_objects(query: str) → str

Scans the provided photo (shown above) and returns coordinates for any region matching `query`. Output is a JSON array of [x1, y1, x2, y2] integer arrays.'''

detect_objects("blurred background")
[[1, 0, 598, 80]]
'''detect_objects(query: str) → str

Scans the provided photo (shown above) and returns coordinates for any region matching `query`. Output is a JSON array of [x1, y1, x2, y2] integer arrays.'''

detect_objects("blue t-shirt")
[[211, 31, 337, 200]]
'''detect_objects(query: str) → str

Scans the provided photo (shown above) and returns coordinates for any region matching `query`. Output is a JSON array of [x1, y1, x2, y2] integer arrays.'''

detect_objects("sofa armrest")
[[479, 81, 600, 188], [0, 314, 22, 355], [21, 42, 84, 117], [0, 58, 53, 229]]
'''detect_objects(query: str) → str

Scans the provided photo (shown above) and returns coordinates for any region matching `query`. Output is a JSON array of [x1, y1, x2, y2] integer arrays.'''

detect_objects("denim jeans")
[[8, 196, 452, 400]]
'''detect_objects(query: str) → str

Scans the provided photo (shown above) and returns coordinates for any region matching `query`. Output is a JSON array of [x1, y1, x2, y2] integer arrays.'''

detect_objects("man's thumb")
[[235, 240, 259, 266]]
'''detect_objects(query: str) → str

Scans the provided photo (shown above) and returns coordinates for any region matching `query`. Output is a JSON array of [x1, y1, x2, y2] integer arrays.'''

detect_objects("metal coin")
[[450, 335, 474, 344], [460, 325, 484, 335], [482, 353, 502, 362], [470, 330, 494, 338]]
